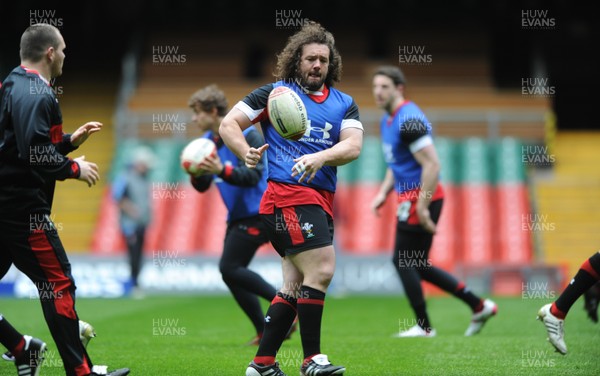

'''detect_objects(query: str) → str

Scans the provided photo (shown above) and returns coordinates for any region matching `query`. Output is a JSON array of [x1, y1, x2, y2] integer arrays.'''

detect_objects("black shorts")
[[261, 205, 334, 257], [396, 199, 443, 233]]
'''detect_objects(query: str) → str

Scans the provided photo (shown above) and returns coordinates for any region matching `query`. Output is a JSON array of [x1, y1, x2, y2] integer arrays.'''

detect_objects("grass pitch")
[[1, 295, 599, 375]]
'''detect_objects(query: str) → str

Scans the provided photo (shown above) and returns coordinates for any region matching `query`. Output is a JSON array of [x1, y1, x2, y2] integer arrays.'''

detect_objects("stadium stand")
[[52, 80, 118, 252], [534, 132, 600, 279], [87, 31, 562, 294]]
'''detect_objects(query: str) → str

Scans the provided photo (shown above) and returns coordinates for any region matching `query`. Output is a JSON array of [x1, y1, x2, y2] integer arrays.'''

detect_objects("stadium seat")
[[457, 138, 494, 265]]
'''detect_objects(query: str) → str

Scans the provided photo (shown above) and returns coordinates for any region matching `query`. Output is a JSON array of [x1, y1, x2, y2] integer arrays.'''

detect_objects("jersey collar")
[[306, 85, 329, 104], [386, 100, 410, 126], [20, 65, 51, 86]]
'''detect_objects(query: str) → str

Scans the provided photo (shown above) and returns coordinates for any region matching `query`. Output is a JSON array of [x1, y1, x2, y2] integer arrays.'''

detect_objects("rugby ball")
[[267, 86, 308, 141], [180, 138, 217, 175]]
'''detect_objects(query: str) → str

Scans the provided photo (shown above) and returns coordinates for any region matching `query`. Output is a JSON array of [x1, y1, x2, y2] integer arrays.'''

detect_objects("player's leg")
[[284, 206, 345, 375], [411, 201, 480, 307], [0, 313, 47, 375], [417, 243, 497, 336], [583, 281, 600, 323], [219, 217, 276, 342], [538, 251, 600, 354], [393, 228, 434, 336], [553, 251, 600, 318], [247, 256, 301, 376], [6, 223, 93, 376], [126, 226, 145, 289]]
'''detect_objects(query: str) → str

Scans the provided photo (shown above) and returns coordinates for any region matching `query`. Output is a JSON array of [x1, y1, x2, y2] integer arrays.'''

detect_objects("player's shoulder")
[[329, 86, 355, 104], [399, 101, 425, 116]]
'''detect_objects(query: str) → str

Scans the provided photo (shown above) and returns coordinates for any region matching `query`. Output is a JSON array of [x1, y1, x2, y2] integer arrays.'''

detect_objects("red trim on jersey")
[[398, 183, 444, 203], [307, 85, 330, 104], [50, 124, 63, 144], [27, 231, 77, 320], [282, 207, 305, 245], [398, 184, 444, 225], [386, 100, 411, 126], [297, 298, 325, 306], [253, 109, 269, 124], [582, 259, 600, 280], [70, 160, 80, 178], [20, 65, 50, 86], [272, 295, 297, 310], [259, 181, 335, 218], [222, 164, 234, 179]]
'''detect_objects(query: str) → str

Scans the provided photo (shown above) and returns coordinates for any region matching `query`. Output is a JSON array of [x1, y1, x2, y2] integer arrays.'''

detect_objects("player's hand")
[[70, 122, 103, 147], [245, 144, 268, 168], [370, 192, 387, 217], [74, 155, 99, 187], [416, 203, 436, 234], [292, 154, 325, 184], [197, 154, 223, 175]]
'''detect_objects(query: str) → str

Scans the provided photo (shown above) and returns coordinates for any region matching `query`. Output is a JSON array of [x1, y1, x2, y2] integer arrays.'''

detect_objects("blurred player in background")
[[220, 21, 363, 376], [538, 251, 600, 354], [186, 84, 296, 345], [0, 23, 128, 376], [371, 65, 497, 338], [112, 145, 154, 299]]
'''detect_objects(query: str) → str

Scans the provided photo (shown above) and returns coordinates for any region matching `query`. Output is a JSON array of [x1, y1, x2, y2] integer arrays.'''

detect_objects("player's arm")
[[220, 84, 272, 168], [56, 122, 103, 155], [190, 174, 213, 193], [371, 168, 395, 216], [404, 118, 439, 233], [219, 128, 265, 187]]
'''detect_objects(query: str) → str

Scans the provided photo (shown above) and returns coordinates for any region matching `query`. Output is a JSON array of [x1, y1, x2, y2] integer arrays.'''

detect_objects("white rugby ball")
[[180, 138, 217, 175], [267, 86, 308, 141]]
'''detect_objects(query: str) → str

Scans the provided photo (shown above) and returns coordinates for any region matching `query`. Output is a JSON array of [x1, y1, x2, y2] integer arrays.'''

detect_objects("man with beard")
[[220, 21, 363, 376]]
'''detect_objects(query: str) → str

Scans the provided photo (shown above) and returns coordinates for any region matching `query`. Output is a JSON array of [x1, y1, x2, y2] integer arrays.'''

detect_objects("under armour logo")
[[304, 121, 333, 139], [265, 316, 271, 323]]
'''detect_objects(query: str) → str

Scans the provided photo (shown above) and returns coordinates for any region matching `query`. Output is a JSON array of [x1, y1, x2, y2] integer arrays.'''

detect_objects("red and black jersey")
[[0, 66, 80, 215]]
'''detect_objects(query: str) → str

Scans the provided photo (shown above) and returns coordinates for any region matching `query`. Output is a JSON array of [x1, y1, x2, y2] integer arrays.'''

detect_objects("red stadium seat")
[[459, 185, 495, 265], [495, 184, 533, 264], [90, 187, 126, 254]]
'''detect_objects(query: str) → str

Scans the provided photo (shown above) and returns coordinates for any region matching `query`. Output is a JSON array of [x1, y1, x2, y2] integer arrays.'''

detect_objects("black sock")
[[453, 282, 483, 312], [297, 285, 325, 360], [554, 252, 600, 318], [254, 292, 297, 365], [412, 302, 432, 331], [0, 315, 24, 356]]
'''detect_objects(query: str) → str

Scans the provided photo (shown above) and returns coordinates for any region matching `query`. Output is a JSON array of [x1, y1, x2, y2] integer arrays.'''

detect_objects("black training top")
[[0, 66, 80, 215]]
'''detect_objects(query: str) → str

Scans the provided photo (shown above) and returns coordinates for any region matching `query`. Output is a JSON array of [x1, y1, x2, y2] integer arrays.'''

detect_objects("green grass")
[[1, 295, 599, 375]]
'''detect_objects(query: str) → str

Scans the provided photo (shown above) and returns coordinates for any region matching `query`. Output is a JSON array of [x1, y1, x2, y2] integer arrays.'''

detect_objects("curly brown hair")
[[273, 21, 342, 88], [188, 84, 229, 116]]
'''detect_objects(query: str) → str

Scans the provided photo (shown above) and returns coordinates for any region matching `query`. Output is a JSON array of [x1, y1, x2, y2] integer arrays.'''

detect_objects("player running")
[[186, 84, 296, 346], [371, 66, 497, 337]]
